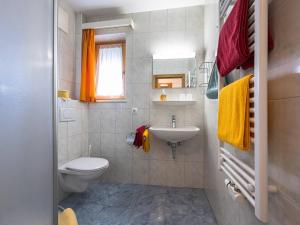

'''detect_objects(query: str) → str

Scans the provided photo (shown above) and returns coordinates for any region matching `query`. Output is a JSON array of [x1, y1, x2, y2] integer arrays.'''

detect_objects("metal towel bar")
[[218, 0, 276, 223]]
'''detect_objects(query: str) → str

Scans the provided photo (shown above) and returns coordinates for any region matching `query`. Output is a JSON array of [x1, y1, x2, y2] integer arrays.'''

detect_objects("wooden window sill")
[[94, 99, 127, 103]]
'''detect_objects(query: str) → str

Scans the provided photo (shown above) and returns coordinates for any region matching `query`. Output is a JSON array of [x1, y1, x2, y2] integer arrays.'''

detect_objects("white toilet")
[[58, 157, 109, 193]]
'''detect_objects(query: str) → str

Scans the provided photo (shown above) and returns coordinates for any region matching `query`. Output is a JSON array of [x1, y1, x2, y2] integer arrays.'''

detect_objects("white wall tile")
[[150, 31, 168, 55], [132, 159, 150, 185], [81, 134, 89, 156], [167, 8, 186, 31], [133, 147, 151, 160], [68, 135, 82, 160], [58, 138, 68, 166], [186, 6, 204, 32], [115, 133, 133, 159], [149, 160, 168, 186], [115, 108, 132, 133], [57, 99, 88, 170], [125, 32, 134, 58], [130, 83, 150, 109], [88, 109, 101, 133], [132, 108, 150, 130], [184, 135, 203, 162], [81, 108, 88, 132], [167, 31, 186, 50], [58, 121, 68, 139], [149, 160, 184, 187], [185, 31, 204, 53], [112, 154, 132, 183], [88, 132, 101, 157], [71, 6, 206, 188], [150, 10, 168, 32], [100, 109, 116, 133], [58, 0, 76, 99], [132, 12, 151, 33], [184, 162, 203, 188], [100, 133, 116, 158], [127, 57, 152, 84], [133, 33, 151, 58], [149, 136, 176, 161], [165, 160, 185, 187], [67, 108, 82, 136]]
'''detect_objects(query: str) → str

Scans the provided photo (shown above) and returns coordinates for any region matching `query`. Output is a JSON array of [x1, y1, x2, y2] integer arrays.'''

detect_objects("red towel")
[[216, 0, 274, 76], [241, 29, 274, 70], [133, 125, 146, 149]]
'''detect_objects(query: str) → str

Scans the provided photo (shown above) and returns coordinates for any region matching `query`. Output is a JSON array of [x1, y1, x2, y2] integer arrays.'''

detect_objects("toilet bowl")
[[58, 157, 109, 193]]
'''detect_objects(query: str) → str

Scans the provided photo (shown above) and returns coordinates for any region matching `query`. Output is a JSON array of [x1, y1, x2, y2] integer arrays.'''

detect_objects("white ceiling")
[[67, 0, 217, 14]]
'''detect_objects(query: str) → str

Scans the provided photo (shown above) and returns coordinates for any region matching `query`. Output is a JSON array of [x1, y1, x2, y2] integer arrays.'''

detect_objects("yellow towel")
[[58, 208, 78, 225], [218, 74, 253, 151], [142, 129, 150, 153]]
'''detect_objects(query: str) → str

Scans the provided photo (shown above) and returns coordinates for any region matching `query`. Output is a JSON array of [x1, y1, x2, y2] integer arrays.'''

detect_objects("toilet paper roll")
[[126, 133, 135, 145]]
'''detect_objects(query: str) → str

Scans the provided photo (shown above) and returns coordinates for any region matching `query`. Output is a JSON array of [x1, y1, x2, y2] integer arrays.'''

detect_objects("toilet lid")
[[64, 157, 109, 172]]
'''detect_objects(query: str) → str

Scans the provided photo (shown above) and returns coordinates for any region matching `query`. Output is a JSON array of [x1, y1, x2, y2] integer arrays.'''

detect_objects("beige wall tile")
[[149, 160, 168, 186], [132, 159, 150, 185], [184, 162, 204, 188], [268, 0, 300, 100]]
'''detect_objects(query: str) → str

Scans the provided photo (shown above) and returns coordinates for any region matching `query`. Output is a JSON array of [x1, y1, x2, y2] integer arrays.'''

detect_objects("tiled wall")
[[57, 0, 89, 201], [84, 6, 206, 187], [204, 1, 300, 224], [57, 99, 89, 200], [57, 99, 89, 167], [57, 0, 77, 99]]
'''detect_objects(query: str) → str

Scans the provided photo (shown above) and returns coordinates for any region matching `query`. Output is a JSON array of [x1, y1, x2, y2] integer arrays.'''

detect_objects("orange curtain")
[[80, 29, 96, 102]]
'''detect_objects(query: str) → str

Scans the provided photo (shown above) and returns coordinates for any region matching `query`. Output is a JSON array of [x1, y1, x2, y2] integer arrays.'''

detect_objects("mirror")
[[152, 57, 197, 89], [153, 74, 185, 88]]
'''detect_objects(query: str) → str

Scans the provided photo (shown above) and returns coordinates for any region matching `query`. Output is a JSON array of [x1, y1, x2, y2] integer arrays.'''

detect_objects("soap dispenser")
[[160, 89, 167, 101]]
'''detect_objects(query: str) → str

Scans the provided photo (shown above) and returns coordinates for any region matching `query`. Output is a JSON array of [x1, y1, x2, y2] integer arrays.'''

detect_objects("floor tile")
[[60, 183, 217, 225]]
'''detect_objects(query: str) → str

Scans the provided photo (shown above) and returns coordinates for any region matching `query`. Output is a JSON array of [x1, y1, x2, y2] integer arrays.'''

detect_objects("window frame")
[[95, 40, 126, 100]]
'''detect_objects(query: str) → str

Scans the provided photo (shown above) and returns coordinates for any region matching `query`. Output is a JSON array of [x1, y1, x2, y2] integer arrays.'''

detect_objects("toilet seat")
[[59, 157, 109, 175], [58, 157, 109, 192]]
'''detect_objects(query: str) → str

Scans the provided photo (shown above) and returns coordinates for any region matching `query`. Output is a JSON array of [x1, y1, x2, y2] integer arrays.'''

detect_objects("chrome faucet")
[[172, 115, 176, 128]]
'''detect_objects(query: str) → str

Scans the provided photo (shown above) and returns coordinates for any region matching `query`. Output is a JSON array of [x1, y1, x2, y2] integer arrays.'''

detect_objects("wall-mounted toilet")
[[58, 157, 109, 193]]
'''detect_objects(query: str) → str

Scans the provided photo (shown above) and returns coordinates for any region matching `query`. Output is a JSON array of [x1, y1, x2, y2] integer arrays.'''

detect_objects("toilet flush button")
[[60, 108, 75, 122]]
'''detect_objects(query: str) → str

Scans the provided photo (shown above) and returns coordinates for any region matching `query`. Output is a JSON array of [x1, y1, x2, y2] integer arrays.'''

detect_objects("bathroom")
[[1, 0, 300, 225]]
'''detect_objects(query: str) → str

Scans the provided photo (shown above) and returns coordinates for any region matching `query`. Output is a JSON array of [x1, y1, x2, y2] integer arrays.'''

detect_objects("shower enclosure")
[[0, 0, 56, 224]]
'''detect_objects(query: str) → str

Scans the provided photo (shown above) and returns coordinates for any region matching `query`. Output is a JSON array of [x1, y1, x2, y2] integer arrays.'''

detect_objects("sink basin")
[[149, 126, 200, 143]]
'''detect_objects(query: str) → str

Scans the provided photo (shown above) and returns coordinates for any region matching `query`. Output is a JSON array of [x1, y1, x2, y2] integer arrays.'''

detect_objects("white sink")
[[149, 126, 200, 143]]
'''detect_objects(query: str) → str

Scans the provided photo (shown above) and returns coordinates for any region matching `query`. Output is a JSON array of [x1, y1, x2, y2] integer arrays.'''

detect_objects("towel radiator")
[[217, 0, 277, 223]]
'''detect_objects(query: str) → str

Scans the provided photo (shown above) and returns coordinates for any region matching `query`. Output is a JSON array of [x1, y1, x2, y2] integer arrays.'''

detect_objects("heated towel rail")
[[218, 0, 276, 223]]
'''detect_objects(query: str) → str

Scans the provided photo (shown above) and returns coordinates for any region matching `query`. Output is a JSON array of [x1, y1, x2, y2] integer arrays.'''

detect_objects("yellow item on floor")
[[58, 208, 78, 225], [142, 128, 150, 153], [218, 74, 253, 151]]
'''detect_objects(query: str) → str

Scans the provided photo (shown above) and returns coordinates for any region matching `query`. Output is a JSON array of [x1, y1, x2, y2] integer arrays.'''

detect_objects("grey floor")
[[60, 183, 217, 225]]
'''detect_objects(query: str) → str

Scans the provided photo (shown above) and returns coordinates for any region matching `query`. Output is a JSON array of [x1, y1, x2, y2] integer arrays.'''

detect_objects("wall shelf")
[[152, 100, 197, 106]]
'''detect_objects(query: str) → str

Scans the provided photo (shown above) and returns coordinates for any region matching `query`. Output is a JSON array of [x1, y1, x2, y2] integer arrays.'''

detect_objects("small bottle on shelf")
[[160, 89, 167, 101]]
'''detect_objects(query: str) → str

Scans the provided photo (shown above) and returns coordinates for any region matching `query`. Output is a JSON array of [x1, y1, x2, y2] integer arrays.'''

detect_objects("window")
[[95, 42, 125, 100]]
